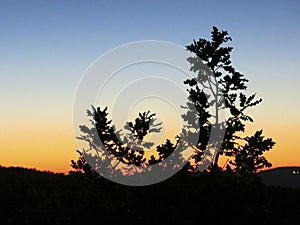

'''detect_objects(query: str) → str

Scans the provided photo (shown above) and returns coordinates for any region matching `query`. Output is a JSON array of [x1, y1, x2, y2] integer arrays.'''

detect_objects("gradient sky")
[[0, 0, 299, 173]]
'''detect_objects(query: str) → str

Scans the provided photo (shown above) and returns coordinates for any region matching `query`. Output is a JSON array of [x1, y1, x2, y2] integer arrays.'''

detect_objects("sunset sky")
[[1, 0, 299, 173]]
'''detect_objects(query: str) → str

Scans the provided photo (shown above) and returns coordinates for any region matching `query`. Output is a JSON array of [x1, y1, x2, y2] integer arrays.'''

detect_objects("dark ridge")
[[0, 165, 63, 175], [259, 166, 300, 188], [0, 165, 300, 225]]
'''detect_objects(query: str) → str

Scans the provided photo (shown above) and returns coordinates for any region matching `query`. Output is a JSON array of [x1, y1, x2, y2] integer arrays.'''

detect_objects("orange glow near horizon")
[[1, 120, 78, 173], [1, 111, 299, 174]]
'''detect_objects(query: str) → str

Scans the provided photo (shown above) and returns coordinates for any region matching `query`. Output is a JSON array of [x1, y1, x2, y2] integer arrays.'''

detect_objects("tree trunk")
[[213, 151, 220, 168]]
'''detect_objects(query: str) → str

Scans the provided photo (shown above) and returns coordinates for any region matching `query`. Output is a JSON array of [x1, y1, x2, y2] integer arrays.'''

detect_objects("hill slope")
[[0, 166, 300, 225], [259, 166, 300, 188]]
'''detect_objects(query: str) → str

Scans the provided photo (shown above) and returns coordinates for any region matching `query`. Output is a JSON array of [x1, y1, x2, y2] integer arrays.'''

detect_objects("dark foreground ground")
[[0, 166, 300, 225]]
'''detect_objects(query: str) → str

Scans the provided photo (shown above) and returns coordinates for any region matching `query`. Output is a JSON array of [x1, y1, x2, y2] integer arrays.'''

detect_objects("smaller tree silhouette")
[[230, 130, 275, 174], [69, 150, 99, 176], [70, 106, 178, 176]]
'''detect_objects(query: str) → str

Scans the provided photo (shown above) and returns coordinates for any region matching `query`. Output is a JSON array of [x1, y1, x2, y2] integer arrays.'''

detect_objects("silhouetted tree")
[[230, 130, 274, 174], [71, 26, 275, 177], [69, 150, 99, 176], [70, 106, 179, 176], [183, 26, 275, 173]]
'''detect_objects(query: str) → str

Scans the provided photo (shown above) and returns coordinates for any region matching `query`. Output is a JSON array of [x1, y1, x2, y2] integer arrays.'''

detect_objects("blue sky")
[[0, 0, 299, 171]]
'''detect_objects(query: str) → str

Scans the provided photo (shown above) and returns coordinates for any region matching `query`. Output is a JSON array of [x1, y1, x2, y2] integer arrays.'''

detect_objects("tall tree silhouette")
[[183, 26, 275, 172]]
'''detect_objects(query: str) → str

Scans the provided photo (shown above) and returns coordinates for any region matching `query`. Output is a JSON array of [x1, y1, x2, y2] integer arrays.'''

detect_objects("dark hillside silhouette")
[[259, 166, 300, 188], [1, 165, 300, 225]]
